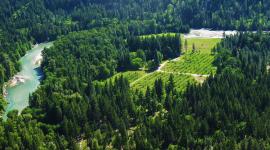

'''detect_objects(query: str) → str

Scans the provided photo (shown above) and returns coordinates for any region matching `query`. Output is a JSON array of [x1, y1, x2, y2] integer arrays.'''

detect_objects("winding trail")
[[130, 58, 210, 86], [157, 61, 168, 71], [130, 72, 154, 86], [158, 70, 209, 77]]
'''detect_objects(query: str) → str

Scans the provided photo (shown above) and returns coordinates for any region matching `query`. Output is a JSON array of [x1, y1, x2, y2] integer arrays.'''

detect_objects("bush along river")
[[3, 42, 53, 119]]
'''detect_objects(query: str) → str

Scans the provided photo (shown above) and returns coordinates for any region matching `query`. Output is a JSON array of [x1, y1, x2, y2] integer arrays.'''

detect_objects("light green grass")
[[182, 38, 221, 54], [130, 36, 221, 92], [161, 37, 221, 75], [102, 35, 221, 93], [162, 52, 217, 75], [105, 71, 147, 83], [132, 72, 195, 92]]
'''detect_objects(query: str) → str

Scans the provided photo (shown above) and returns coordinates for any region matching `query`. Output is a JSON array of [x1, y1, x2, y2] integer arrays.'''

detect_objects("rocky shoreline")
[[8, 75, 28, 87], [2, 75, 29, 98], [2, 43, 38, 98], [34, 52, 43, 66], [2, 84, 7, 98]]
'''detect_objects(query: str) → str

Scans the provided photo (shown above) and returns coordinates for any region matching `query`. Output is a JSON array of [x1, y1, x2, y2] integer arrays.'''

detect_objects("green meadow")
[[104, 35, 221, 93]]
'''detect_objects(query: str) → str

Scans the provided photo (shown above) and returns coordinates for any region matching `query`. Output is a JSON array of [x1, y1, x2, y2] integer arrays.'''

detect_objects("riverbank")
[[2, 43, 40, 98], [3, 42, 53, 118]]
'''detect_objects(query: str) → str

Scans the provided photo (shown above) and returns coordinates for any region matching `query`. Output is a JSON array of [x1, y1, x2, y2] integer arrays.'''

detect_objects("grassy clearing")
[[162, 52, 216, 74], [182, 38, 221, 53], [130, 36, 221, 92], [100, 35, 221, 93], [105, 71, 147, 83], [161, 37, 221, 75], [132, 72, 195, 92]]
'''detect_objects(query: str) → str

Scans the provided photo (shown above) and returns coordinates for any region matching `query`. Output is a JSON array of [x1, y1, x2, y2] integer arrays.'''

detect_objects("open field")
[[162, 52, 217, 75], [131, 36, 220, 92], [102, 35, 221, 93], [131, 72, 195, 92], [160, 37, 221, 75], [182, 38, 221, 53], [104, 71, 147, 83]]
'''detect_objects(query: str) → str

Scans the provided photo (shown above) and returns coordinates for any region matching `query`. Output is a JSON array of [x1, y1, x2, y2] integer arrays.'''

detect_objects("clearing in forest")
[[162, 38, 220, 75], [131, 72, 195, 92], [105, 35, 221, 93], [102, 71, 147, 84]]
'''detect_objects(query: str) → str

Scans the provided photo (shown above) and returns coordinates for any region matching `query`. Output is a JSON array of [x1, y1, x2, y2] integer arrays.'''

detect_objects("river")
[[0, 29, 260, 118], [3, 42, 53, 118]]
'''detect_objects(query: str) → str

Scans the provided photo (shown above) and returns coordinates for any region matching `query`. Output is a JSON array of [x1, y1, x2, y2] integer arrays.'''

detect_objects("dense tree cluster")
[[10, 31, 269, 149], [28, 30, 184, 147], [117, 34, 181, 71], [1, 0, 270, 149], [181, 32, 270, 148], [0, 29, 31, 106], [1, 0, 270, 93], [128, 34, 181, 60], [42, 28, 120, 81], [61, 0, 270, 31]]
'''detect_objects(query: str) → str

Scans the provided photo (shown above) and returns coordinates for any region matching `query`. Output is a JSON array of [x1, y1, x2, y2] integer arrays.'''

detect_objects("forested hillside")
[[1, 0, 270, 149], [20, 28, 270, 149], [1, 0, 270, 92]]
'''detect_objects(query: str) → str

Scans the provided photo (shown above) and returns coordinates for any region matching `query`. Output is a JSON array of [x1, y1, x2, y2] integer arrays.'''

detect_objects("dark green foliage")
[[42, 28, 119, 81], [5, 31, 270, 149], [128, 34, 181, 60], [2, 0, 270, 149], [183, 32, 270, 148]]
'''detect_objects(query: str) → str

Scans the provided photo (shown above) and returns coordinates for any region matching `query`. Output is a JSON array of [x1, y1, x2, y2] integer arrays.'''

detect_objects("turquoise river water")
[[3, 42, 53, 118]]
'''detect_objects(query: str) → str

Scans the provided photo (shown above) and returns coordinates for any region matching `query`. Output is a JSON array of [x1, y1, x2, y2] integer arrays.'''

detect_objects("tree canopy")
[[1, 0, 270, 149]]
